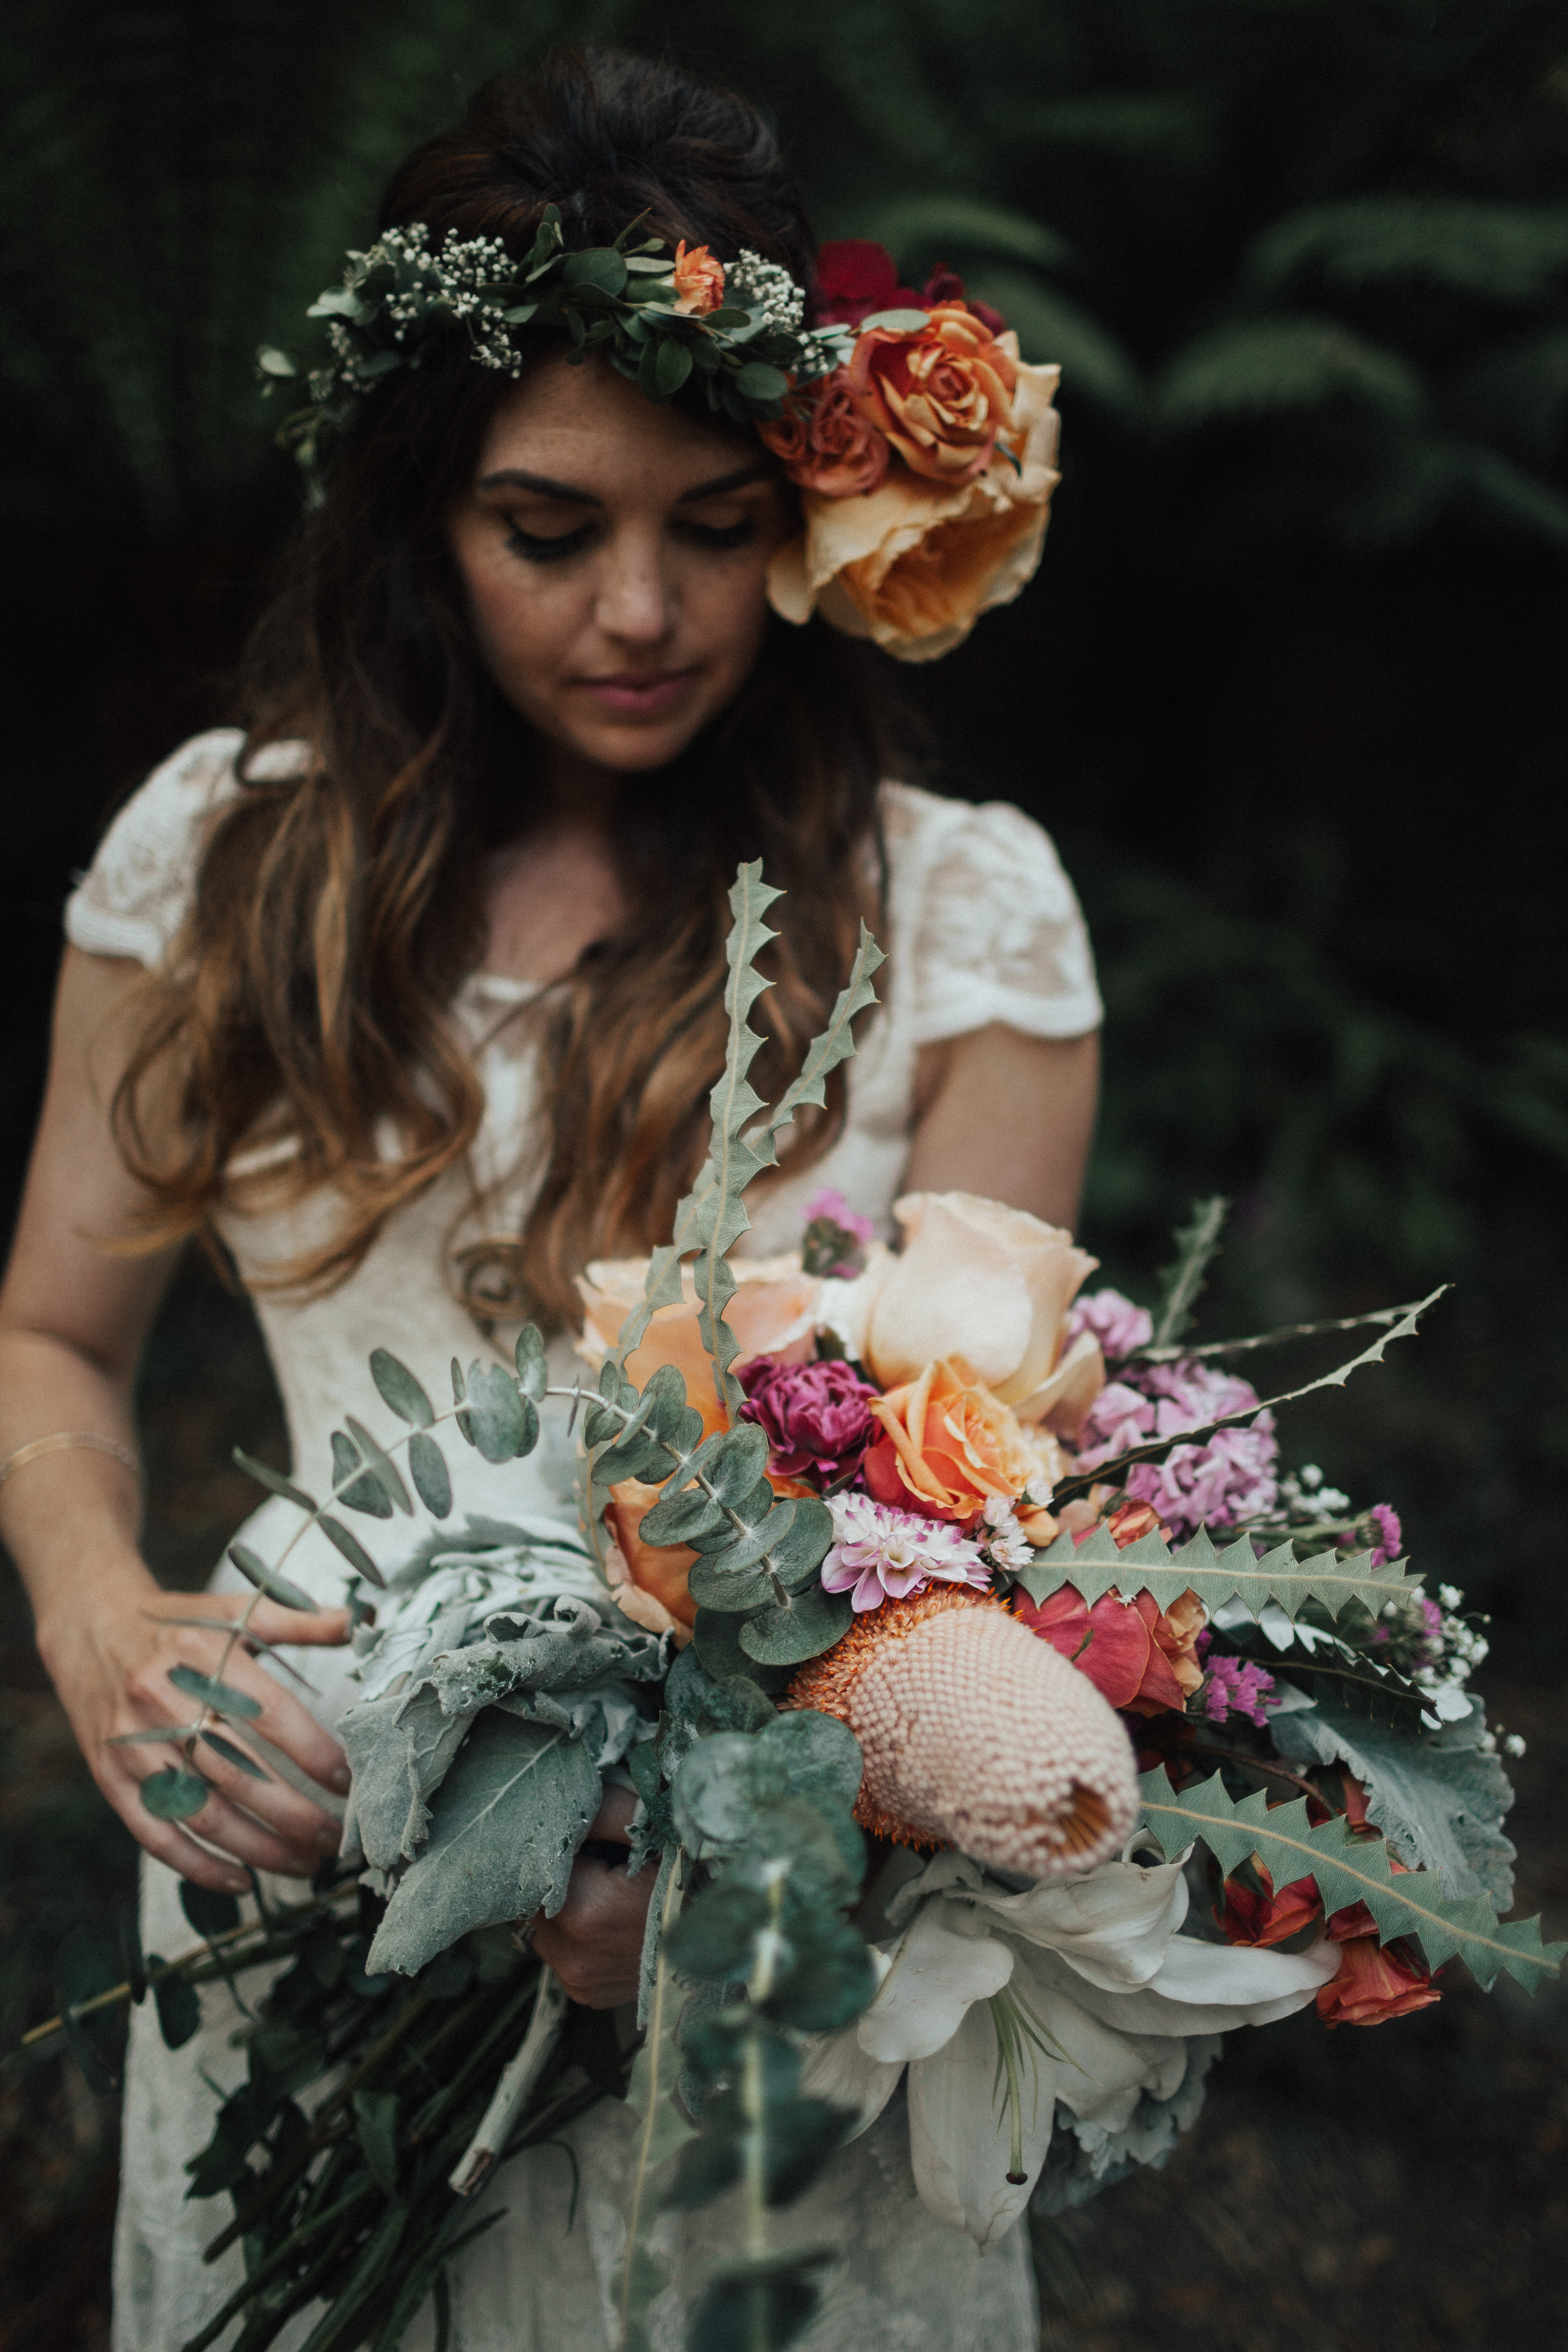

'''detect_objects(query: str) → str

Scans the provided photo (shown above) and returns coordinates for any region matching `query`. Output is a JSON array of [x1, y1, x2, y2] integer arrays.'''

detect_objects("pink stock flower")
[[798, 1186, 877, 1279], [1369, 1502, 1403, 1567], [820, 1490, 990, 1612], [1199, 1652, 1279, 1728], [1075, 1357, 1279, 1539], [802, 1188, 876, 1247], [1067, 1287, 1154, 1361], [738, 1354, 879, 1480]]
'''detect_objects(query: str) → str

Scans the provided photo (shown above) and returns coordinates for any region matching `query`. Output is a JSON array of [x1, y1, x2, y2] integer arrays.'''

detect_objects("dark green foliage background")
[[2, 3, 1566, 2345]]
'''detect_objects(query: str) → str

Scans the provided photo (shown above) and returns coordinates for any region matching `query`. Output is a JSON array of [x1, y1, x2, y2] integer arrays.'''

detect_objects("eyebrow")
[[475, 461, 771, 506]]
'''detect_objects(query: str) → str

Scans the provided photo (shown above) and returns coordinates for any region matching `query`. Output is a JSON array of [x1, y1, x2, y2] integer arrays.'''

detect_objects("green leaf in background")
[[180, 1883, 241, 1939], [1151, 1196, 1229, 1347], [407, 1429, 453, 1516], [353, 2088, 402, 2195], [147, 1956, 202, 2050], [227, 1542, 319, 1613], [1137, 1768, 1563, 1990], [344, 1415, 414, 1514], [1158, 317, 1426, 428], [1021, 1522, 1420, 1623], [369, 1347, 434, 1428], [139, 1766, 210, 1822], [167, 1663, 262, 1720], [366, 1713, 599, 1976], [861, 192, 1073, 273], [1245, 198, 1568, 308], [318, 1512, 387, 1585], [330, 1429, 393, 1519], [54, 1923, 128, 2092], [1271, 1692, 1517, 1904]]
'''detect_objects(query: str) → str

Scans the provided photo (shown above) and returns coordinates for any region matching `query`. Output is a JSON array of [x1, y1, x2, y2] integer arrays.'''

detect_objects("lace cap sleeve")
[[900, 789, 1102, 1046], [63, 729, 303, 967]]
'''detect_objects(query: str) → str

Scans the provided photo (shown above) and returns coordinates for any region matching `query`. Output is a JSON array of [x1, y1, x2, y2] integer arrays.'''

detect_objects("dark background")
[[3, 3, 1566, 2346]]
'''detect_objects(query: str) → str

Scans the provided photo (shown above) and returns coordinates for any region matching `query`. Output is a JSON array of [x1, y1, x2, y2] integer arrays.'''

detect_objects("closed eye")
[[672, 516, 758, 551], [505, 522, 596, 565]]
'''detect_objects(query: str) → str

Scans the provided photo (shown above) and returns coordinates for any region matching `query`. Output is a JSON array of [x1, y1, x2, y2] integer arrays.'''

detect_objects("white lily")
[[802, 1842, 1339, 2249]]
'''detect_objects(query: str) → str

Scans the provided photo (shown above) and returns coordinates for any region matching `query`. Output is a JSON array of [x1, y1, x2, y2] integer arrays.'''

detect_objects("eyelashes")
[[504, 517, 758, 565]]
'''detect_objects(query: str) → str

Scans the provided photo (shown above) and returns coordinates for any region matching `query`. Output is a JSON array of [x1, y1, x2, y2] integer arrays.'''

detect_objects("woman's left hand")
[[526, 1782, 653, 2008]]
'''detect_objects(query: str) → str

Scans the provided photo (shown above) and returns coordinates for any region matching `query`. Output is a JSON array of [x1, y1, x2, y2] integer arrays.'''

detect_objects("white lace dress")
[[65, 729, 1103, 2352]]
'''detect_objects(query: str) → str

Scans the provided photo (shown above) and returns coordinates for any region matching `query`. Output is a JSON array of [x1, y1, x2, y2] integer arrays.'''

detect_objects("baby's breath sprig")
[[257, 207, 850, 479]]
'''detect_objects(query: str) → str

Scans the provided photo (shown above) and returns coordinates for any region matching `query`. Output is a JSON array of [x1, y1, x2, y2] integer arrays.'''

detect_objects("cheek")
[[461, 545, 575, 688], [686, 551, 773, 674]]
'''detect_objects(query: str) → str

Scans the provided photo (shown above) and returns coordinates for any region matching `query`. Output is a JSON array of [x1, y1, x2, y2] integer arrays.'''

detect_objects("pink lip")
[[577, 667, 701, 717]]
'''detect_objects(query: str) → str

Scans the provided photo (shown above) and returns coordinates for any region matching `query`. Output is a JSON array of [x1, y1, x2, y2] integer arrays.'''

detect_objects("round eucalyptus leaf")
[[739, 1587, 854, 1667], [759, 1710, 862, 1810], [407, 1430, 452, 1517], [140, 1766, 211, 1822], [369, 1348, 434, 1428]]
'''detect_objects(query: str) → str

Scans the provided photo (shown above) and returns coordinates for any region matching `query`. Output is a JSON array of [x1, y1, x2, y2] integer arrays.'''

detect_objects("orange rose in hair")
[[758, 369, 890, 498], [863, 1355, 1063, 1524], [672, 240, 725, 315], [847, 304, 1018, 486]]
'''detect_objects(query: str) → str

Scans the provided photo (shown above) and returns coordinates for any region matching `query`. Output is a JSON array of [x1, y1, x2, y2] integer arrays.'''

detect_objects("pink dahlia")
[[820, 1491, 990, 1613]]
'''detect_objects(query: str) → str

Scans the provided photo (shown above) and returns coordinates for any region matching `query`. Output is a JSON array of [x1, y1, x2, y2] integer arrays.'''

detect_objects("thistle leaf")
[[1151, 1196, 1228, 1347], [1021, 1524, 1421, 1623], [1136, 1768, 1563, 1990]]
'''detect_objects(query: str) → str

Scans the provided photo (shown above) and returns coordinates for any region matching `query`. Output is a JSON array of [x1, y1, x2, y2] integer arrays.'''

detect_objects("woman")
[[0, 45, 1100, 2352]]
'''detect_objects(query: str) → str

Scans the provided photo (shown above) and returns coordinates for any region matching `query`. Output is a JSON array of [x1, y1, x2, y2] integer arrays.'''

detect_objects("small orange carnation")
[[672, 240, 725, 316]]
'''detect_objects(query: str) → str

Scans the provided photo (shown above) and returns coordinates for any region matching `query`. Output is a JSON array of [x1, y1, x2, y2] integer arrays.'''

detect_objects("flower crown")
[[261, 221, 1061, 663]]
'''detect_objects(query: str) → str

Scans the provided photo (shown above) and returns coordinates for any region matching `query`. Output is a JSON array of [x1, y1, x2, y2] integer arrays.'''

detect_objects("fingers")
[[587, 1782, 638, 1844], [130, 1620, 351, 1798], [244, 1597, 353, 1650], [530, 1849, 655, 2008], [113, 1746, 332, 1879]]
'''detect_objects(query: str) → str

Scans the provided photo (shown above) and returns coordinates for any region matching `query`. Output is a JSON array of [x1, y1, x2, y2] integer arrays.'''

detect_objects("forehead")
[[473, 351, 761, 495]]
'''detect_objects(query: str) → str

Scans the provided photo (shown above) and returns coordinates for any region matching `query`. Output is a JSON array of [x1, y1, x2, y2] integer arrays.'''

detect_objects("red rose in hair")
[[815, 239, 919, 328], [758, 369, 890, 497], [920, 263, 1007, 338]]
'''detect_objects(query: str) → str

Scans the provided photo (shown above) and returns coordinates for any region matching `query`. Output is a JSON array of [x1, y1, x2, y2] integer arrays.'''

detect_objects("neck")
[[533, 740, 627, 840]]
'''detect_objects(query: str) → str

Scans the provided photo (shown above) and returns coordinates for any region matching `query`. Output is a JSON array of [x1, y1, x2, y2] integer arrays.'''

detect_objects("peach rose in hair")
[[846, 304, 1018, 486], [672, 240, 725, 315], [765, 348, 1061, 663]]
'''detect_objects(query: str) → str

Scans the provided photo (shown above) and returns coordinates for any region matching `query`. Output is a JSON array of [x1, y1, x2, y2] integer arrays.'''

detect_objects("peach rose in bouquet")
[[766, 331, 1061, 663], [850, 1191, 1105, 1440], [862, 1356, 1065, 1526]]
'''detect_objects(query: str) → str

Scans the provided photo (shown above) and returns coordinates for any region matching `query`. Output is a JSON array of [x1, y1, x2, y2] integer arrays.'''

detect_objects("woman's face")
[[448, 354, 795, 781]]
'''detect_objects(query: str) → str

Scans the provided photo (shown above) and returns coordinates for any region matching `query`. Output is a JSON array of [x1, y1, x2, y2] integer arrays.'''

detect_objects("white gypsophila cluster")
[[378, 226, 524, 374], [1384, 1581, 1491, 1725], [725, 247, 806, 331], [1279, 1463, 1353, 1522]]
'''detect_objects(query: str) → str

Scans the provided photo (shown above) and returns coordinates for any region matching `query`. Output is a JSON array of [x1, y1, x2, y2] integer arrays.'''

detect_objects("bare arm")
[[906, 1023, 1100, 1227], [0, 947, 351, 1892]]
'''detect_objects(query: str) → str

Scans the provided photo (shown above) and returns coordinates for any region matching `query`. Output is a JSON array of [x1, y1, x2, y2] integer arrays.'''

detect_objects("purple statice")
[[820, 1491, 990, 1613], [1199, 1653, 1279, 1728], [1075, 1357, 1279, 1539], [1368, 1503, 1403, 1567], [1067, 1287, 1154, 1362]]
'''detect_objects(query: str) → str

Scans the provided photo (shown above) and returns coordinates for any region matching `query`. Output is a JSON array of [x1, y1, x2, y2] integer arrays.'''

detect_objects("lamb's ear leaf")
[[1137, 1767, 1565, 1990]]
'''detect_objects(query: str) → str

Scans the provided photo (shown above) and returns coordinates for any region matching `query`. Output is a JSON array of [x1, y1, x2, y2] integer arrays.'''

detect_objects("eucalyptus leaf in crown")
[[257, 205, 852, 473]]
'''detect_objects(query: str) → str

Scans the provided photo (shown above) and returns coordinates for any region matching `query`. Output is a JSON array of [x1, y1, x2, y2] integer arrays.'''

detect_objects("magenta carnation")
[[1067, 1287, 1153, 1361], [738, 1354, 879, 1480]]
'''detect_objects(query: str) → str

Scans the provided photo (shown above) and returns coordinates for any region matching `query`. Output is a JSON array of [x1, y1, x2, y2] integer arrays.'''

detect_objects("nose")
[[593, 528, 675, 647]]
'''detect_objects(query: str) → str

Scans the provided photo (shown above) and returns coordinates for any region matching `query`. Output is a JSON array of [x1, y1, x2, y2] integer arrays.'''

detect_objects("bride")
[[0, 43, 1100, 2352]]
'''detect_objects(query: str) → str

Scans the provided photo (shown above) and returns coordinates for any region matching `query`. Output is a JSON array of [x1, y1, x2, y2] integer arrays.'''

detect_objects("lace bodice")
[[79, 730, 1091, 2352]]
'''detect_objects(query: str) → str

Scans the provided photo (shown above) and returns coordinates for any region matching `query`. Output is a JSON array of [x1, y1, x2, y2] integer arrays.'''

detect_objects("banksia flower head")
[[785, 1586, 1139, 1879]]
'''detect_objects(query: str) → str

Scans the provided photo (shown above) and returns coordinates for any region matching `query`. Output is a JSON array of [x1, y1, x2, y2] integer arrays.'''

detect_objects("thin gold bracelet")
[[0, 1431, 142, 1488]]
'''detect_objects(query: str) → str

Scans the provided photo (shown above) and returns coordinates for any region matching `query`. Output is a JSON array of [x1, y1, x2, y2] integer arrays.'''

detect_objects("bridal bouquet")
[[32, 870, 1561, 2352]]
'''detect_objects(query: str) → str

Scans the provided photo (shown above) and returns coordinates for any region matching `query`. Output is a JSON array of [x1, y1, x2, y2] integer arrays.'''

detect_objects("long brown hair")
[[113, 47, 900, 1328]]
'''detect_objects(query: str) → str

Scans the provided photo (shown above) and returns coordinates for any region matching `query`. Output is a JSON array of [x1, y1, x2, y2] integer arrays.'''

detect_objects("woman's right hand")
[[37, 1571, 353, 1894]]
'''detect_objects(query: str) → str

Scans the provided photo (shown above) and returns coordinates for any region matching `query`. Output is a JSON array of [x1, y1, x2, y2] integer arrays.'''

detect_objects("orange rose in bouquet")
[[862, 1355, 1063, 1524]]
